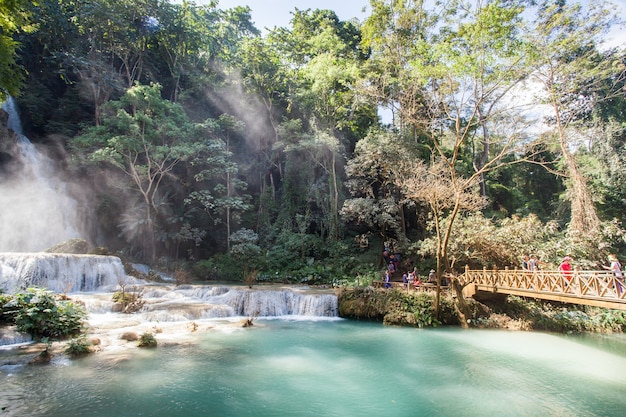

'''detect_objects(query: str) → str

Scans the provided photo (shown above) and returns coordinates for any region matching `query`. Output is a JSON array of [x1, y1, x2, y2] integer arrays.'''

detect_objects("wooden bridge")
[[458, 267, 626, 311]]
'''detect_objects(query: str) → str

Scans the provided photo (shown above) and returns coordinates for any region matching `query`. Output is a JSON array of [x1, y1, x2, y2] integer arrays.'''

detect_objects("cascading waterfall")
[[0, 252, 339, 319], [138, 285, 339, 321], [0, 253, 132, 294], [0, 97, 85, 252]]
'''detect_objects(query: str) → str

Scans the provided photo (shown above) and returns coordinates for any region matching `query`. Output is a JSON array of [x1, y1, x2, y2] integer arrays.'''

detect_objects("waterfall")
[[139, 285, 339, 320], [0, 253, 136, 294], [0, 97, 86, 252]]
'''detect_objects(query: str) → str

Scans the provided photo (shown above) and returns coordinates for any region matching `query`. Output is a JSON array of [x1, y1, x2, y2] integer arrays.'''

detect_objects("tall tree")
[[269, 9, 375, 137], [525, 0, 624, 240], [72, 83, 204, 262], [341, 130, 411, 258], [186, 114, 251, 252]]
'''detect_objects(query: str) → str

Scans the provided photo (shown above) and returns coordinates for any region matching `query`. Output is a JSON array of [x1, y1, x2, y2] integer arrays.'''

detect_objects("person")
[[603, 254, 623, 293], [384, 270, 392, 289], [402, 272, 409, 289], [388, 260, 395, 273], [413, 273, 421, 287], [603, 254, 623, 277], [528, 254, 540, 272], [428, 269, 437, 284], [521, 255, 530, 271], [559, 256, 573, 282]]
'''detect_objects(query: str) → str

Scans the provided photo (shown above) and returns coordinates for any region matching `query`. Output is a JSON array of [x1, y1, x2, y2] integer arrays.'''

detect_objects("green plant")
[[138, 332, 157, 348], [65, 336, 92, 357], [112, 284, 145, 313], [6, 287, 86, 339]]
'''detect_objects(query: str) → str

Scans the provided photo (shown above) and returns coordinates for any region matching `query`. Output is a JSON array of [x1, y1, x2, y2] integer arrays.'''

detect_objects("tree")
[[360, 0, 537, 323], [73, 83, 204, 262], [186, 114, 251, 253], [0, 0, 37, 100], [341, 130, 412, 259], [229, 228, 262, 287], [269, 9, 376, 137], [525, 0, 625, 241]]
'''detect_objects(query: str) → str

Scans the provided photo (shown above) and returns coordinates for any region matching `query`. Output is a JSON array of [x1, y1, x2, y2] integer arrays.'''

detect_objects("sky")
[[204, 0, 371, 30], [198, 0, 625, 47]]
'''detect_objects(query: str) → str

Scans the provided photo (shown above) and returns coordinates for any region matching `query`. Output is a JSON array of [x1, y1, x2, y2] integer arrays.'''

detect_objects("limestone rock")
[[45, 238, 90, 254]]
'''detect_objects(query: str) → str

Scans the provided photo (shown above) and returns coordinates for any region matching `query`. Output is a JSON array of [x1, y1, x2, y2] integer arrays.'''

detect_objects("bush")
[[138, 332, 157, 348], [0, 293, 17, 325], [112, 284, 144, 313], [485, 296, 626, 333], [65, 336, 93, 357], [2, 287, 87, 340]]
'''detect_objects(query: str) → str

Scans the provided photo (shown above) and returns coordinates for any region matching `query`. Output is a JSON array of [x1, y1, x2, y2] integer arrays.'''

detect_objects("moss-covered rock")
[[45, 238, 90, 254], [338, 287, 461, 328]]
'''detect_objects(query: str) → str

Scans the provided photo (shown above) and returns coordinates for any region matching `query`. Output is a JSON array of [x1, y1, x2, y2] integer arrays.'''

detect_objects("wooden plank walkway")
[[458, 267, 626, 311]]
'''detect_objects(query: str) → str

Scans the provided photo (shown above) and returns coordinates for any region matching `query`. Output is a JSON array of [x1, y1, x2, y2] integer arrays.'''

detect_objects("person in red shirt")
[[559, 256, 573, 281]]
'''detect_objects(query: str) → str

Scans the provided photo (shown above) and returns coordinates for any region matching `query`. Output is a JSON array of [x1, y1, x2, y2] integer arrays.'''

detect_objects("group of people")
[[521, 254, 541, 272], [522, 254, 623, 277], [521, 253, 624, 288], [383, 267, 438, 289]]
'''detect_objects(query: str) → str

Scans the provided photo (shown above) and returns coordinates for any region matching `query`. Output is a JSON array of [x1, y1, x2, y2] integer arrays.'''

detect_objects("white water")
[[139, 285, 339, 319], [0, 253, 132, 293], [0, 97, 86, 252]]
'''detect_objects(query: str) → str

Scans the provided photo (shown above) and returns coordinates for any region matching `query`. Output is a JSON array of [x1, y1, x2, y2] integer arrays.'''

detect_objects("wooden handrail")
[[458, 268, 626, 307]]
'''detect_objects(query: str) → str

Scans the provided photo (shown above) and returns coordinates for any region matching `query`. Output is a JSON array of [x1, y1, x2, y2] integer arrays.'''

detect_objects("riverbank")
[[337, 287, 626, 333]]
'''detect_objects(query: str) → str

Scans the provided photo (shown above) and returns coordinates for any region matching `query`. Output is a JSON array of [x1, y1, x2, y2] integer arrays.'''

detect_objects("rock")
[[120, 332, 138, 341], [45, 238, 90, 254]]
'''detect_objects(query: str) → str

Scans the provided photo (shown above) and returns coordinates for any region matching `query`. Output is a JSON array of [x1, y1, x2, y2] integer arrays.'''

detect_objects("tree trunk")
[[451, 277, 472, 329]]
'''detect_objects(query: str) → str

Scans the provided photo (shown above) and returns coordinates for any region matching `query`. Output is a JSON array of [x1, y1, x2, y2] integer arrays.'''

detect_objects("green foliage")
[[192, 254, 244, 281], [6, 0, 625, 286], [112, 285, 145, 314], [417, 213, 540, 268], [0, 0, 37, 100], [138, 332, 157, 348], [384, 291, 441, 328], [229, 228, 262, 260], [490, 296, 626, 334], [65, 335, 93, 357], [0, 293, 15, 324], [338, 287, 454, 328], [2, 288, 86, 340]]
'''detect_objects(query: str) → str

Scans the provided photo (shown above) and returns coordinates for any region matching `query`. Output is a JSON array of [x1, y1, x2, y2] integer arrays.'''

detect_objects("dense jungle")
[[1, 0, 626, 289]]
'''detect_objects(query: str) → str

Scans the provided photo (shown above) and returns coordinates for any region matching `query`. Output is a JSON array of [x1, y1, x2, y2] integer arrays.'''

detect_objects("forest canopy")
[[1, 0, 625, 284]]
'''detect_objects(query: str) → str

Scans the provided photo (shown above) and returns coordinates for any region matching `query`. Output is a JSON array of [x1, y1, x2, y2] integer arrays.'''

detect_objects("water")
[[2, 320, 625, 417], [0, 97, 86, 252], [0, 253, 131, 294]]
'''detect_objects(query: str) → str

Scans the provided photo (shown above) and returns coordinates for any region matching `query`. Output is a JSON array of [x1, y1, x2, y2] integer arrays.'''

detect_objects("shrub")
[[138, 332, 157, 348], [384, 291, 441, 328], [112, 284, 144, 313], [65, 336, 93, 357], [4, 287, 86, 340], [485, 296, 626, 333]]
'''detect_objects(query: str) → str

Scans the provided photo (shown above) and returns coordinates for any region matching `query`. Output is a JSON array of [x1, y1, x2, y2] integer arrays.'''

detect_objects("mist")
[[0, 99, 89, 252]]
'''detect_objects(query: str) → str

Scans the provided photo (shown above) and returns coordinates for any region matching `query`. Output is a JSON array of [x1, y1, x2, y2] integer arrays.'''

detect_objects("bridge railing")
[[459, 267, 626, 302]]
